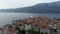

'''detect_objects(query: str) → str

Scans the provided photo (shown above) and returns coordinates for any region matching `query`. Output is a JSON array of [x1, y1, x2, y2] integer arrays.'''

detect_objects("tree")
[[45, 32, 48, 34], [54, 29, 57, 32], [28, 29, 40, 34], [28, 29, 35, 34], [40, 32, 44, 34], [20, 29, 26, 34], [15, 26, 21, 34]]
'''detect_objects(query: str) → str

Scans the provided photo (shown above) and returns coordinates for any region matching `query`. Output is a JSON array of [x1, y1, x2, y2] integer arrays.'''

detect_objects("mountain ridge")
[[0, 1, 60, 13]]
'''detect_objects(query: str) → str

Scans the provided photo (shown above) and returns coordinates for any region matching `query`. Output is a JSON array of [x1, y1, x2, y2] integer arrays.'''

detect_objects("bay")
[[0, 12, 60, 27]]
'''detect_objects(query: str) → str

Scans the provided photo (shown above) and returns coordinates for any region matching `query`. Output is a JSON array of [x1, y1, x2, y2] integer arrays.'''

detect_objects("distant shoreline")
[[0, 12, 60, 14]]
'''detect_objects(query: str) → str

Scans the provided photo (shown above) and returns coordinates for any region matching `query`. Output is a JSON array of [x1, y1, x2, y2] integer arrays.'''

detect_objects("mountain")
[[0, 1, 60, 13]]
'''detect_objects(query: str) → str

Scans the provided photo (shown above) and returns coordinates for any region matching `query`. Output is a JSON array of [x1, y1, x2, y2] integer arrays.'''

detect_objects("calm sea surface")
[[0, 12, 60, 27]]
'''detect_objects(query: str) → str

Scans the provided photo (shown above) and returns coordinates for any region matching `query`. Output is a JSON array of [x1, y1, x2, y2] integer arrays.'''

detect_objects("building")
[[0, 28, 9, 34]]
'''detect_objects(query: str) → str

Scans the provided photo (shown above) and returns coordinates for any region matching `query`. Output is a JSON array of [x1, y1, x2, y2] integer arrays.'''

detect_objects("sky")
[[0, 0, 60, 9]]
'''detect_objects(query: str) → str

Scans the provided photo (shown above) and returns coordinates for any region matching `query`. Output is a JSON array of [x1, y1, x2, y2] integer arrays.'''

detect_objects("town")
[[0, 16, 60, 34]]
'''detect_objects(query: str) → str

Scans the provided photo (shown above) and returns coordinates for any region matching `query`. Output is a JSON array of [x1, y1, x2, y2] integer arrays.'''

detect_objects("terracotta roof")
[[9, 28, 18, 34], [0, 28, 7, 31]]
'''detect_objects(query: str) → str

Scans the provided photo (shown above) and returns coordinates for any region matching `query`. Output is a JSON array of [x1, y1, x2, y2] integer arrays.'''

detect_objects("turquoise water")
[[0, 12, 60, 27]]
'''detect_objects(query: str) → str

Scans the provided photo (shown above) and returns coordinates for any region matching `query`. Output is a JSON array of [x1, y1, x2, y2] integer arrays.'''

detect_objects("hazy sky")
[[0, 0, 59, 9]]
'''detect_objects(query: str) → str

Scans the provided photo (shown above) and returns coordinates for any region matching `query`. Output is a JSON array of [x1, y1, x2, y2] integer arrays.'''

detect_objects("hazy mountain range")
[[0, 1, 60, 13]]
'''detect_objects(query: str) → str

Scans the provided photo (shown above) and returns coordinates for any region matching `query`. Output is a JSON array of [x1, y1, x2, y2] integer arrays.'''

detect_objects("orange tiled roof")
[[0, 28, 7, 31]]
